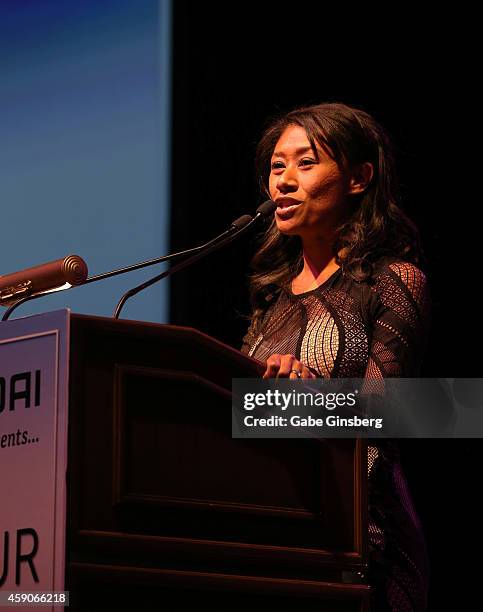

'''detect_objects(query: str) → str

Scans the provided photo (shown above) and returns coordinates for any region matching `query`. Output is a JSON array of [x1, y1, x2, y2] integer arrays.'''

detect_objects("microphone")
[[82, 212, 253, 286], [1, 201, 276, 321], [113, 200, 276, 319], [253, 199, 277, 220], [0, 255, 88, 306], [1, 214, 256, 321]]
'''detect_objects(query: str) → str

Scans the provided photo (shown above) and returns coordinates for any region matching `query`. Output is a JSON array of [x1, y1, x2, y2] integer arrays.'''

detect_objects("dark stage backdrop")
[[169, 4, 480, 611]]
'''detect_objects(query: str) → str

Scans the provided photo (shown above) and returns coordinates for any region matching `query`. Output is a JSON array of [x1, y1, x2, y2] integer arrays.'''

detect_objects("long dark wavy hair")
[[248, 102, 422, 331]]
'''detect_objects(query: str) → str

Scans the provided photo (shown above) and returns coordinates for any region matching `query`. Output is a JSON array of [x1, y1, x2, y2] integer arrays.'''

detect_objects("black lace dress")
[[241, 258, 431, 612]]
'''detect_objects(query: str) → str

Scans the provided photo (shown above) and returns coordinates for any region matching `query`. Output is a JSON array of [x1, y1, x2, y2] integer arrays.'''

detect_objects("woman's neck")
[[292, 238, 340, 294]]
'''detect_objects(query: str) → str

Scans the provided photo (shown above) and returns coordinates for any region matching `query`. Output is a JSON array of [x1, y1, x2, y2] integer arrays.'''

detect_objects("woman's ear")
[[348, 162, 374, 195]]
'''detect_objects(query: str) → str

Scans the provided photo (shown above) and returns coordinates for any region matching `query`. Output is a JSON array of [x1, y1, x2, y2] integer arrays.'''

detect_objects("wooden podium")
[[0, 311, 369, 610]]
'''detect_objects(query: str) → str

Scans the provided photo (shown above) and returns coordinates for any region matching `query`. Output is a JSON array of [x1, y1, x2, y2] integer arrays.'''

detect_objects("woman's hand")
[[263, 354, 317, 379]]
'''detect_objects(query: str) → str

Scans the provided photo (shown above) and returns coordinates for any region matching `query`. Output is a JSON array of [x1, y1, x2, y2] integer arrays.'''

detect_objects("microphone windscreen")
[[231, 214, 253, 230], [256, 199, 277, 218], [61, 255, 89, 285]]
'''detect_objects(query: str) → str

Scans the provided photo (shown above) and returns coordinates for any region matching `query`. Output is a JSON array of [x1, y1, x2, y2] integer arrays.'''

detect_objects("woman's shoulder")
[[373, 257, 427, 287], [373, 257, 426, 278], [370, 257, 430, 312]]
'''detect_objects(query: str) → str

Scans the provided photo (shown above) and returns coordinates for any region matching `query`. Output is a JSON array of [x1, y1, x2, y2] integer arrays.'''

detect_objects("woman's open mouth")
[[275, 198, 303, 219]]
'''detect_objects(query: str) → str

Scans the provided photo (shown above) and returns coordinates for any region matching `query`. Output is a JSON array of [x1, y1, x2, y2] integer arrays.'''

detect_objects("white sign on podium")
[[0, 310, 70, 608]]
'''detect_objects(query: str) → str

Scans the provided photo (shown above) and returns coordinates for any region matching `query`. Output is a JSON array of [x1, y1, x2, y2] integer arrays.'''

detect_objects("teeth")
[[277, 203, 300, 211], [276, 203, 301, 218]]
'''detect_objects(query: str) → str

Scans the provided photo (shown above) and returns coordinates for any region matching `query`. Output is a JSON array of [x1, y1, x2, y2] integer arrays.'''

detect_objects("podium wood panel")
[[65, 314, 369, 609]]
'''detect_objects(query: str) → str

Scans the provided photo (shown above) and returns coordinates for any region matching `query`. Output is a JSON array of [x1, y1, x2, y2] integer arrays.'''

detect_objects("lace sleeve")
[[241, 318, 257, 355], [364, 261, 431, 379]]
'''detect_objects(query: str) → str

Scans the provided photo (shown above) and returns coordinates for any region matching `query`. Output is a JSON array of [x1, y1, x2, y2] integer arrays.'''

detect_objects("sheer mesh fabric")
[[241, 259, 430, 612]]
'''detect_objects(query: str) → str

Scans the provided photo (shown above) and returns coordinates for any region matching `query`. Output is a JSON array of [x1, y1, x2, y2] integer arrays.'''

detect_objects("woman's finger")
[[277, 355, 299, 378], [263, 354, 282, 379], [264, 355, 319, 379], [288, 363, 317, 379]]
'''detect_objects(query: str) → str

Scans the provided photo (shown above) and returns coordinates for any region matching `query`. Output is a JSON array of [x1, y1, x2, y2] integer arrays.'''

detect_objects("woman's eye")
[[271, 161, 285, 170], [299, 158, 316, 167]]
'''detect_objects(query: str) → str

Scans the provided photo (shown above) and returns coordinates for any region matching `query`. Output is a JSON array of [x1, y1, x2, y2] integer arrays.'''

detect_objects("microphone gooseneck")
[[113, 200, 276, 319], [1, 201, 276, 322]]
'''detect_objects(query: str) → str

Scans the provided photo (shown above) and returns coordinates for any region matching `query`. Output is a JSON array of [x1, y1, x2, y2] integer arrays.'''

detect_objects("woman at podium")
[[241, 102, 430, 612]]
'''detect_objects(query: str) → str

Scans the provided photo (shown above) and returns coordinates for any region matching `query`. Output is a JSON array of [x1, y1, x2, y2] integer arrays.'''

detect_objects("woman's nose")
[[277, 167, 298, 193]]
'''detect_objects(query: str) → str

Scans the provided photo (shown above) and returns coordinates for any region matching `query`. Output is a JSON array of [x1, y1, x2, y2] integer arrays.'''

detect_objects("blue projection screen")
[[0, 0, 171, 323]]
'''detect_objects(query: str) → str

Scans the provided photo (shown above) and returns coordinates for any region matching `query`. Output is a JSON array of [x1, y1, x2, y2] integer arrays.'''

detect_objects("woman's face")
[[269, 125, 354, 239]]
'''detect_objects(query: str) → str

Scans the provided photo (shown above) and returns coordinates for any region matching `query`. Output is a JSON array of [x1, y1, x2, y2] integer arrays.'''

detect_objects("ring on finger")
[[290, 369, 302, 378]]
